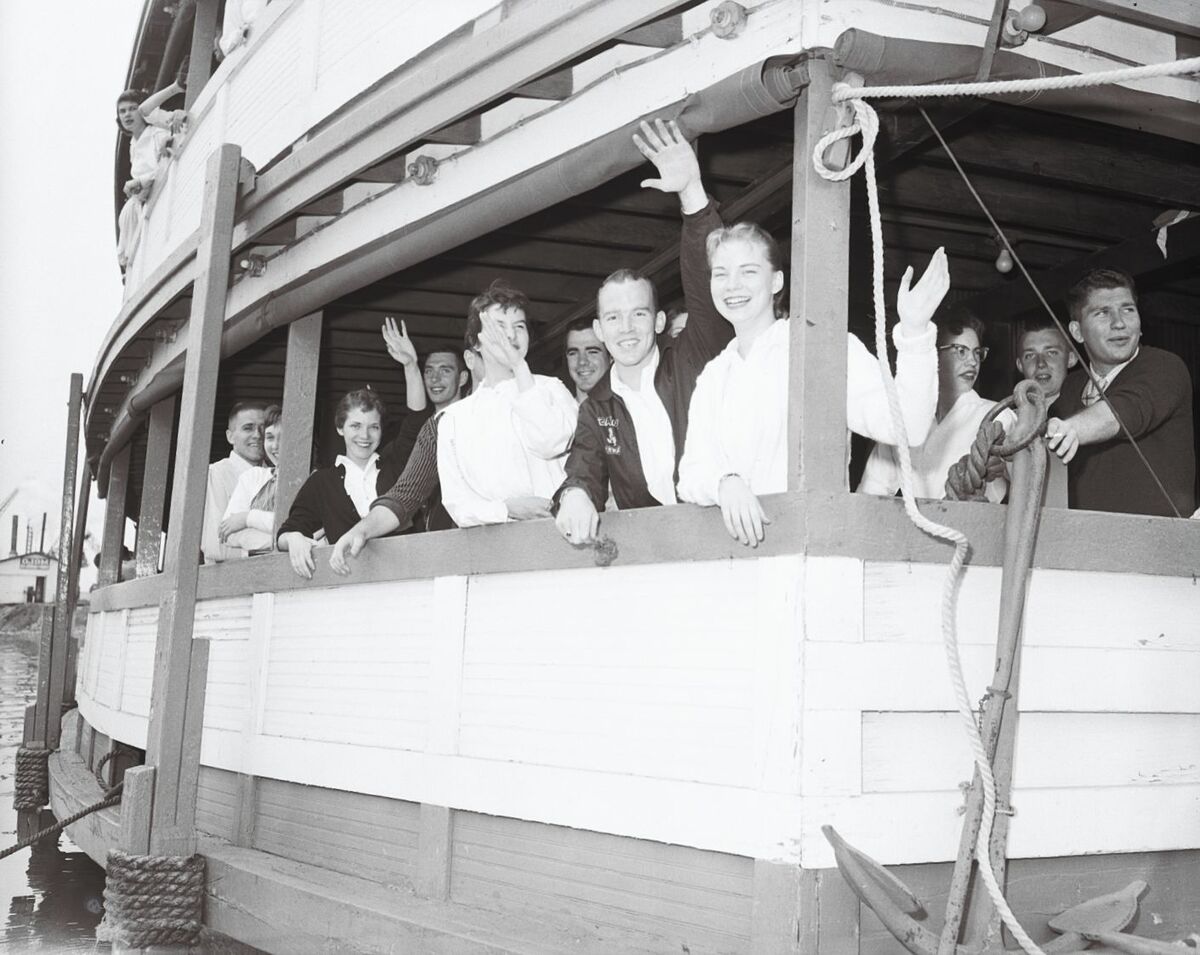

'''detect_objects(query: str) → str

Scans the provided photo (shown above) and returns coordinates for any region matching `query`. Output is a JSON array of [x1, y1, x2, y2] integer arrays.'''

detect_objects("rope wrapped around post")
[[945, 382, 1047, 501], [13, 746, 50, 811], [100, 850, 206, 949]]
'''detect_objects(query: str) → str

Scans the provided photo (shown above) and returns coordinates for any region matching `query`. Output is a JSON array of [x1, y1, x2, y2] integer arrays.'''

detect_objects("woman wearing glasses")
[[857, 309, 1007, 502]]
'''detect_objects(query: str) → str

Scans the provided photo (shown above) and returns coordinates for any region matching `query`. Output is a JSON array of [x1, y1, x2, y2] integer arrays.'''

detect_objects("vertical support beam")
[[185, 0, 221, 108], [144, 143, 241, 859], [63, 461, 92, 705], [752, 860, 808, 954], [416, 804, 454, 900], [136, 395, 177, 578], [99, 444, 132, 587], [119, 766, 156, 856], [789, 59, 852, 495], [43, 374, 84, 747], [275, 311, 323, 531]]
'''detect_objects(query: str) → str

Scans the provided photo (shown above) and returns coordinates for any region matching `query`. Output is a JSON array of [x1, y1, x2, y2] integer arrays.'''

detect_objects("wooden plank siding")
[[196, 765, 242, 842], [252, 778, 422, 888], [451, 811, 755, 954]]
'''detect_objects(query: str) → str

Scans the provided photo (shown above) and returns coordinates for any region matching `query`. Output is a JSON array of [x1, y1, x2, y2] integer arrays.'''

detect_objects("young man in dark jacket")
[[554, 119, 731, 544]]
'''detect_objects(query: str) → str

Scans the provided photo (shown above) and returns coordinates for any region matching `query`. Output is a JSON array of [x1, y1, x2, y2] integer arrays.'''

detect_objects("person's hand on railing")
[[555, 488, 600, 545], [717, 474, 770, 548], [329, 530, 367, 576], [219, 512, 249, 541], [278, 531, 317, 579]]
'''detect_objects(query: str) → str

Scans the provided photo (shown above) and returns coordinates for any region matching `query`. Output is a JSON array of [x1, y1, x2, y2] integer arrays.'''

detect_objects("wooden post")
[[788, 59, 852, 494], [99, 444, 132, 587], [416, 804, 453, 900], [63, 461, 91, 705], [143, 143, 242, 859], [42, 374, 85, 748], [275, 311, 323, 531], [136, 395, 177, 578], [185, 0, 221, 109]]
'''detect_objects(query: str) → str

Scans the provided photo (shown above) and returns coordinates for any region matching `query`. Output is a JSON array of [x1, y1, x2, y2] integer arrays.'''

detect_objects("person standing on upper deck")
[[1047, 268, 1195, 517], [116, 78, 187, 270], [857, 310, 1005, 503], [676, 218, 948, 547], [436, 281, 579, 527], [553, 120, 731, 545]]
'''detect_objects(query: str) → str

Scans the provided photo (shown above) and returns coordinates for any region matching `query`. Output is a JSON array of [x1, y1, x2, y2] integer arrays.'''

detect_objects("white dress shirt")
[[608, 350, 677, 506], [437, 374, 578, 526], [858, 390, 1006, 502], [678, 320, 938, 504], [203, 452, 255, 563], [336, 453, 381, 518]]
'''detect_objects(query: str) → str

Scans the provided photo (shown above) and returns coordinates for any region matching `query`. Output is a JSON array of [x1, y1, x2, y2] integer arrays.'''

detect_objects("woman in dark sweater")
[[278, 389, 414, 578]]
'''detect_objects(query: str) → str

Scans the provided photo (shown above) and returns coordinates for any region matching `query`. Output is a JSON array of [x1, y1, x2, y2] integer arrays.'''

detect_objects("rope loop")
[[13, 746, 50, 811], [100, 850, 205, 950], [812, 85, 879, 183]]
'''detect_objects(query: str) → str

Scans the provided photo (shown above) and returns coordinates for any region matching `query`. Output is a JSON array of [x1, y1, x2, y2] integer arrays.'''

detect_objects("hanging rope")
[[0, 781, 123, 862], [814, 52, 1200, 955]]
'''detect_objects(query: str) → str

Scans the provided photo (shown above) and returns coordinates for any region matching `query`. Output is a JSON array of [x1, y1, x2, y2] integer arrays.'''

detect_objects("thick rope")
[[814, 87, 1044, 955], [945, 420, 1008, 501], [12, 745, 50, 811], [832, 56, 1200, 102], [100, 849, 206, 949], [0, 782, 123, 862]]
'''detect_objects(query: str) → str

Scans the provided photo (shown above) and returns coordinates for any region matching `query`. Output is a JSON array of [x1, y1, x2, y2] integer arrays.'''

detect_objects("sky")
[[0, 2, 144, 569]]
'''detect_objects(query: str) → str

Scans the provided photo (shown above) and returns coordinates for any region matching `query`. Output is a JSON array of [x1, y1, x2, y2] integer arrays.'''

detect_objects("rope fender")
[[13, 746, 50, 811], [100, 849, 205, 950]]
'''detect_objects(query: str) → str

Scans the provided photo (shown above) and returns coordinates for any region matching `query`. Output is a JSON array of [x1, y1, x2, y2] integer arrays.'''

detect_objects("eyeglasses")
[[938, 343, 989, 363]]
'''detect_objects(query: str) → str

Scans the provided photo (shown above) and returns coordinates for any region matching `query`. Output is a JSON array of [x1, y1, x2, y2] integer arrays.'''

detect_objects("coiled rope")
[[99, 850, 205, 949], [12, 745, 50, 811], [813, 53, 1200, 955]]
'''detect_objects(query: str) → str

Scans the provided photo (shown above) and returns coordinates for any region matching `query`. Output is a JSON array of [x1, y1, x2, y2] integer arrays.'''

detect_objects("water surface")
[[0, 636, 108, 952]]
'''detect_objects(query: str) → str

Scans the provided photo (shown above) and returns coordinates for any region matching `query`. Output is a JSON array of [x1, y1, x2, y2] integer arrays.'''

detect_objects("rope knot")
[[812, 91, 878, 182]]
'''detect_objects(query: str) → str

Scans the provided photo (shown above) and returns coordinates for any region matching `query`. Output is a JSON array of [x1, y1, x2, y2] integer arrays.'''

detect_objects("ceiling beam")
[[954, 213, 1200, 323], [1055, 0, 1200, 37]]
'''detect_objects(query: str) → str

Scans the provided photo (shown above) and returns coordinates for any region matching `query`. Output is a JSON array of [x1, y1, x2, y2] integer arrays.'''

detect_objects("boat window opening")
[[94, 88, 1200, 590]]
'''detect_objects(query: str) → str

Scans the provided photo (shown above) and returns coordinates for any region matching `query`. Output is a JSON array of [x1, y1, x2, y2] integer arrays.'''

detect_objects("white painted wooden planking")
[[94, 609, 128, 711], [803, 642, 1200, 713], [458, 562, 761, 785], [312, 0, 495, 122], [862, 711, 1200, 793], [865, 562, 1200, 650], [802, 783, 1200, 868], [118, 607, 156, 717], [262, 581, 435, 749], [224, 7, 306, 168]]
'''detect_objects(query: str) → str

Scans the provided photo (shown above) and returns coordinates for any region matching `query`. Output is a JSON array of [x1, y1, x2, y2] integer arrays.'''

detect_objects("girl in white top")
[[220, 404, 282, 556], [858, 315, 1007, 502], [677, 222, 949, 546]]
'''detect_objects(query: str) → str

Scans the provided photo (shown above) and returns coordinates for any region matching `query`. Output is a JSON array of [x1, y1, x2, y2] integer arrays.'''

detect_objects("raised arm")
[[846, 249, 947, 445], [381, 317, 428, 414], [139, 80, 184, 121], [633, 119, 728, 362]]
